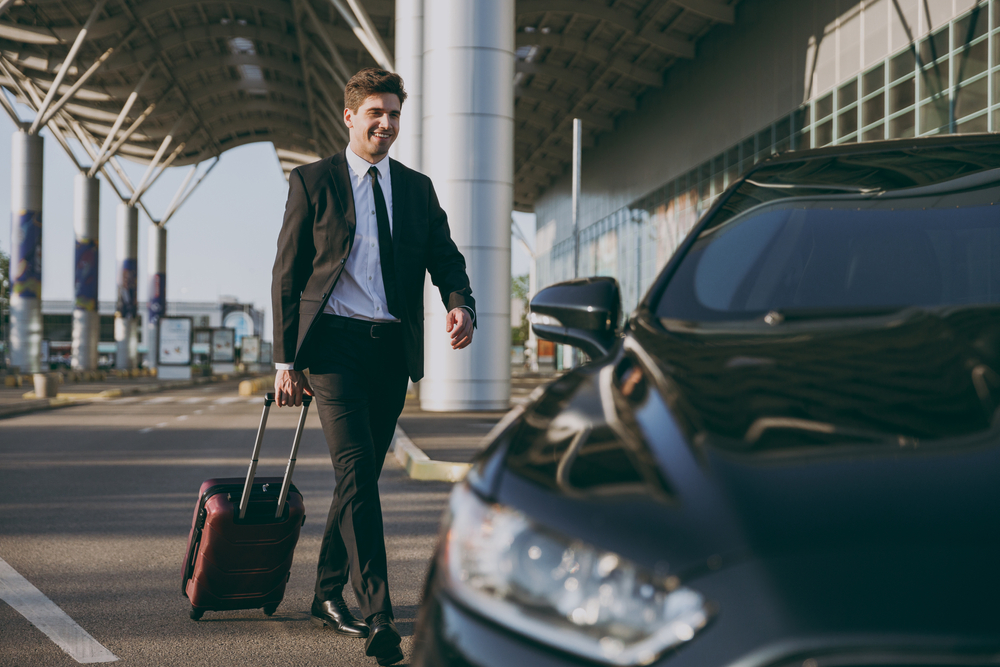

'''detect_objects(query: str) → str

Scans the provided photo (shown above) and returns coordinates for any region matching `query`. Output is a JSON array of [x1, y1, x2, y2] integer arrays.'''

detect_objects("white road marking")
[[138, 427, 153, 434], [181, 397, 201, 404], [193, 410, 203, 415], [176, 415, 188, 421], [155, 422, 168, 428], [213, 397, 242, 404], [110, 397, 140, 404], [0, 556, 118, 663], [144, 397, 174, 404]]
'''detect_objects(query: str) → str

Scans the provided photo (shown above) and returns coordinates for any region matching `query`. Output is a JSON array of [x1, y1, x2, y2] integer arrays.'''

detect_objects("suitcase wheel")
[[189, 607, 204, 621], [263, 603, 279, 616]]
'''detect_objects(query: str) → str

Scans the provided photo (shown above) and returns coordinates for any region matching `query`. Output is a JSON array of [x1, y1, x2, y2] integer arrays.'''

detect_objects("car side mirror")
[[529, 277, 622, 359]]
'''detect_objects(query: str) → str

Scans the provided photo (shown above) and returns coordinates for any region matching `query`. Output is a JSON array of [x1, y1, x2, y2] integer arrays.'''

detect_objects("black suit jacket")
[[271, 150, 475, 382]]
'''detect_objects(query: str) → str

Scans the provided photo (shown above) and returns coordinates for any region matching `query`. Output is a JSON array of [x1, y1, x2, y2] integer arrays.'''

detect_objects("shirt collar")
[[346, 147, 390, 181]]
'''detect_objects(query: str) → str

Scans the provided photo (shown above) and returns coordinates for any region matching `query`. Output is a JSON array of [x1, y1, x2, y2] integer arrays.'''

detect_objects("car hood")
[[643, 305, 1000, 443], [492, 306, 1000, 577]]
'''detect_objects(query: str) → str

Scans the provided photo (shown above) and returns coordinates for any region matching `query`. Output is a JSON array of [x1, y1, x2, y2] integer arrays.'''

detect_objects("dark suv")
[[413, 135, 1000, 667]]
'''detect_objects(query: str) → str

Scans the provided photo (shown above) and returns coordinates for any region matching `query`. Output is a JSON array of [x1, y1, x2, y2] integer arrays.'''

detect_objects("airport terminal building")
[[2, 0, 996, 406], [530, 0, 999, 314]]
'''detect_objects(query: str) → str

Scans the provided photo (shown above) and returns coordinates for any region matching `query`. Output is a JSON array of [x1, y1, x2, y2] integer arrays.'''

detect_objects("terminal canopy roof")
[[0, 0, 737, 210]]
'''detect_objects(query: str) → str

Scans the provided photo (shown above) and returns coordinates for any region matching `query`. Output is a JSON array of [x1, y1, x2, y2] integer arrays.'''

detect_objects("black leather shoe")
[[310, 596, 370, 638], [365, 612, 404, 666]]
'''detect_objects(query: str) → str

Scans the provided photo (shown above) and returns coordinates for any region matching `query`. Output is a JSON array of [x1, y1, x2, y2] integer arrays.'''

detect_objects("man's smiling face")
[[345, 92, 400, 163]]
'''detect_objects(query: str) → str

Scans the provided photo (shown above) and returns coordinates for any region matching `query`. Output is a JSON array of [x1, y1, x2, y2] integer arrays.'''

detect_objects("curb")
[[239, 374, 275, 396], [391, 425, 472, 483], [0, 374, 270, 420]]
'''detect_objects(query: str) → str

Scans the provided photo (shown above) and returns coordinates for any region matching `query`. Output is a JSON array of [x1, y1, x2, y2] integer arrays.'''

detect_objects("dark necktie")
[[368, 165, 401, 318]]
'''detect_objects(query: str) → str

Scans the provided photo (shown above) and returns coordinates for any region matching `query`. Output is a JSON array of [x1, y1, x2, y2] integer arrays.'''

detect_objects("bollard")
[[33, 372, 59, 398]]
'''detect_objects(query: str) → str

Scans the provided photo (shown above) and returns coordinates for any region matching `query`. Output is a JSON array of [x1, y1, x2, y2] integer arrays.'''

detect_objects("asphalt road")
[[0, 380, 456, 667]]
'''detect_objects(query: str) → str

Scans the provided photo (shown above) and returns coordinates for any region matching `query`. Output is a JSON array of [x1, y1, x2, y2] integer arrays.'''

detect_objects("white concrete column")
[[393, 0, 423, 170], [9, 130, 44, 373], [114, 203, 138, 369], [71, 174, 100, 370], [421, 0, 514, 411], [146, 224, 166, 369]]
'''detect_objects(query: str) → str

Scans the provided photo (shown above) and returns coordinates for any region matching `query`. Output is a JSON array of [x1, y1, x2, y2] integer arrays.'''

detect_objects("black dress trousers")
[[308, 315, 409, 620]]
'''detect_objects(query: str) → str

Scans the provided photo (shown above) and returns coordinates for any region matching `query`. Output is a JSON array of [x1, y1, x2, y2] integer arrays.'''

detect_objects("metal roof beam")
[[107, 23, 303, 72], [0, 82, 20, 125], [325, 0, 392, 70], [516, 0, 695, 58], [298, 0, 355, 82], [168, 52, 304, 82], [516, 60, 590, 91], [130, 114, 186, 205], [342, 0, 394, 70], [308, 42, 347, 89], [0, 0, 295, 45], [89, 101, 156, 177], [137, 139, 187, 201], [516, 32, 663, 89], [89, 65, 156, 176], [672, 0, 734, 25], [291, 0, 321, 153], [515, 87, 615, 132], [30, 0, 109, 134], [35, 42, 117, 128], [161, 157, 220, 225]]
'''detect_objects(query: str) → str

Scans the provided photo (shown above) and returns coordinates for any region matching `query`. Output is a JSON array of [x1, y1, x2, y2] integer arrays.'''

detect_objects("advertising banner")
[[158, 317, 192, 365], [241, 335, 260, 363], [116, 258, 137, 318], [211, 328, 236, 362], [11, 210, 42, 299], [222, 310, 254, 347], [261, 341, 273, 365], [148, 272, 166, 326], [192, 328, 211, 355], [74, 237, 98, 311]]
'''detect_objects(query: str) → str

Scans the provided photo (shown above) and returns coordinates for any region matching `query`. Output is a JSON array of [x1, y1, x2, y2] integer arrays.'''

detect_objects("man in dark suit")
[[271, 68, 474, 666]]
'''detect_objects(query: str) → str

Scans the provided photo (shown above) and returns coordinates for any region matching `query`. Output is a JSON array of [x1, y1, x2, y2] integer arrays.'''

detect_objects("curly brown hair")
[[344, 68, 407, 111]]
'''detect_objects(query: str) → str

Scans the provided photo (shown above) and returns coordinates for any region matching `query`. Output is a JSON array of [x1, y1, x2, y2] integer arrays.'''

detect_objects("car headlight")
[[442, 483, 711, 665]]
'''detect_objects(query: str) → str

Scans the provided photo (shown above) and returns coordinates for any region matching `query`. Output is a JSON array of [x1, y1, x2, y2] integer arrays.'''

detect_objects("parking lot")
[[0, 379, 491, 667]]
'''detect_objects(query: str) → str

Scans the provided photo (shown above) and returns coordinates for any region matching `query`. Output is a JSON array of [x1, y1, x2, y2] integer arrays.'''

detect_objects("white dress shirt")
[[326, 148, 398, 322]]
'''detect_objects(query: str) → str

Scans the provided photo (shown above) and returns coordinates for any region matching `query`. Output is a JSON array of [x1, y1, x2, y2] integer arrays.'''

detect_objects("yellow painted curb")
[[391, 426, 471, 483], [239, 374, 275, 396], [22, 392, 103, 400]]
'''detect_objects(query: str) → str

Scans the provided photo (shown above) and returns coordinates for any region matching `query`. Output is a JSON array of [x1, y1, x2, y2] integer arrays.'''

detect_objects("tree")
[[511, 274, 529, 346]]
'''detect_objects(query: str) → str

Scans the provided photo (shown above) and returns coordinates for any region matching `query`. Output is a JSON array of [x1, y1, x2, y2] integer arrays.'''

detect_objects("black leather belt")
[[320, 313, 401, 339]]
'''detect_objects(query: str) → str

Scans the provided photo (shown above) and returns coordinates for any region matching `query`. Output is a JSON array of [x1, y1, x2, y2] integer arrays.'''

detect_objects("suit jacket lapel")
[[389, 158, 405, 264], [330, 150, 357, 248]]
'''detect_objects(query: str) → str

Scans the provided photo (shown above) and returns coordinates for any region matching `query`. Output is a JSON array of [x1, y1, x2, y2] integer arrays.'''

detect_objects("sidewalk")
[[393, 371, 557, 481], [0, 371, 264, 420], [0, 367, 560, 483]]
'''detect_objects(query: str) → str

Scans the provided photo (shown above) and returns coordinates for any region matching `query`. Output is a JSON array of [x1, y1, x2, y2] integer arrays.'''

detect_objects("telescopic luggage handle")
[[239, 392, 312, 520]]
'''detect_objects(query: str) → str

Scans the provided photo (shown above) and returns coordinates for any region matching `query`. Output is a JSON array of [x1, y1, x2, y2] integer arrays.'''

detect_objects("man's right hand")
[[275, 369, 314, 407]]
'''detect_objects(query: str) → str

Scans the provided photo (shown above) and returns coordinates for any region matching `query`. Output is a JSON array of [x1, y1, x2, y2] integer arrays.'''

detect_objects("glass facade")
[[538, 1, 1000, 313]]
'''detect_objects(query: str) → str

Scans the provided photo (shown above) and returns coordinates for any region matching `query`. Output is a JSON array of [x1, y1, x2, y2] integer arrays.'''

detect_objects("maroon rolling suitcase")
[[181, 392, 311, 620]]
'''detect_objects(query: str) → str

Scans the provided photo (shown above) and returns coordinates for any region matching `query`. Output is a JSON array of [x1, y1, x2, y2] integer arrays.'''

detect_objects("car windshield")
[[655, 177, 1000, 323]]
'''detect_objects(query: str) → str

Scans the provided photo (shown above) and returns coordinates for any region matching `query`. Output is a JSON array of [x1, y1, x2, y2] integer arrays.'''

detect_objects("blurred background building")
[[2, 0, 996, 397], [531, 0, 997, 315]]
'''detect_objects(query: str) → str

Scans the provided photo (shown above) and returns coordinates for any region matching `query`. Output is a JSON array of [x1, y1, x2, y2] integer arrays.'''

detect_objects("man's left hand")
[[446, 308, 473, 349]]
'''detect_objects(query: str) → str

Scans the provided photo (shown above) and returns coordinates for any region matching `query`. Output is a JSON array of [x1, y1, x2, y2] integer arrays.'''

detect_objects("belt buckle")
[[370, 324, 380, 339]]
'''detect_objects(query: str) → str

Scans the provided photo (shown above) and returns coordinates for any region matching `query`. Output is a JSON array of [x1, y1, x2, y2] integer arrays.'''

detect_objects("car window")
[[656, 185, 1000, 322]]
